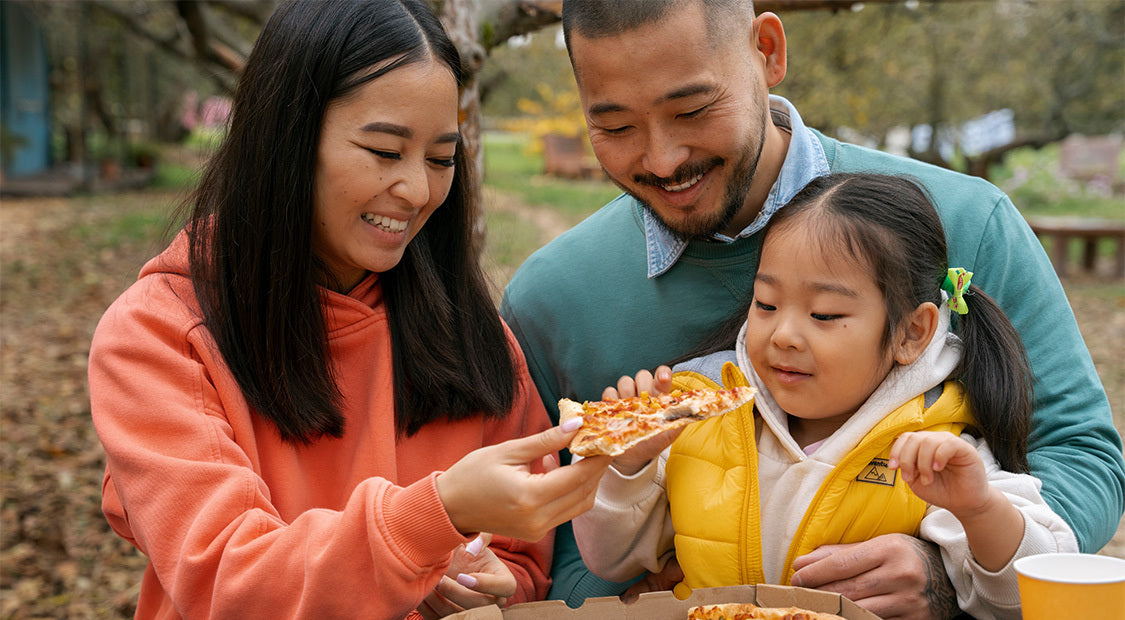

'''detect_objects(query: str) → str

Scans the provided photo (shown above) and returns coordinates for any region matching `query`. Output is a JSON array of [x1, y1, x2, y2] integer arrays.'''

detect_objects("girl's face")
[[312, 58, 460, 292], [746, 222, 897, 439]]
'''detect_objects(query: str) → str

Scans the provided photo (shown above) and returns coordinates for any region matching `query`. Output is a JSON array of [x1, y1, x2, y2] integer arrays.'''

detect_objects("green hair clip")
[[942, 267, 973, 315]]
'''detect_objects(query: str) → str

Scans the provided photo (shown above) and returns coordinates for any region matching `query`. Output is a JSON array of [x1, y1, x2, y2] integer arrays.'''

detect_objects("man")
[[499, 1, 1125, 619]]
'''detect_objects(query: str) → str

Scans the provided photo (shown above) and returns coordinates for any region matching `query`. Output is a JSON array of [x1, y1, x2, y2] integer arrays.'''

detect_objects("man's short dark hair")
[[561, 0, 753, 53]]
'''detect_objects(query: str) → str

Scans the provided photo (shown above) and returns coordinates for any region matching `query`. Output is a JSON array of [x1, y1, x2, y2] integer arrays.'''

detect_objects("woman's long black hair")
[[185, 0, 517, 442], [687, 173, 1032, 472]]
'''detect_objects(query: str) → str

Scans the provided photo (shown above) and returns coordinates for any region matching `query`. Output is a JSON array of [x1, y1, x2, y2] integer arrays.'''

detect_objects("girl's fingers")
[[653, 365, 673, 393], [890, 433, 920, 483]]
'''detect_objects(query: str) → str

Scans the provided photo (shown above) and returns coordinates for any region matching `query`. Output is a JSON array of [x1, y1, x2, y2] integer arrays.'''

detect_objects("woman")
[[88, 1, 610, 617]]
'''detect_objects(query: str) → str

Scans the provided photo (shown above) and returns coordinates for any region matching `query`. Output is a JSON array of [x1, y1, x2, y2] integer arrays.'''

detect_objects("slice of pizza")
[[559, 386, 755, 457], [688, 603, 847, 620]]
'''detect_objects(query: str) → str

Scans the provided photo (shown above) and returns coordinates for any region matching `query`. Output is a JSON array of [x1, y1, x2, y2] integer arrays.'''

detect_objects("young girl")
[[572, 173, 1077, 619]]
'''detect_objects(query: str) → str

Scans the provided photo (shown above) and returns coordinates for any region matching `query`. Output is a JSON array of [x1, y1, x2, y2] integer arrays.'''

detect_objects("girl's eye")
[[812, 313, 841, 321], [753, 300, 776, 312]]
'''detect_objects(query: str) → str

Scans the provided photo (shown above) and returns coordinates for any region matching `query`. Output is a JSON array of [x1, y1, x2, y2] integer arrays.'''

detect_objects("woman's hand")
[[417, 534, 517, 619], [436, 418, 612, 542]]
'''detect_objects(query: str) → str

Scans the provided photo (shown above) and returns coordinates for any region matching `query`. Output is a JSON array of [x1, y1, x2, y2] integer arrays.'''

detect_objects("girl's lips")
[[772, 365, 810, 384]]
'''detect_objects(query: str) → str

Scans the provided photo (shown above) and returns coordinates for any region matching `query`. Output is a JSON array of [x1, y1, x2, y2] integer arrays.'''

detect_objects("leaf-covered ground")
[[1, 189, 1122, 618]]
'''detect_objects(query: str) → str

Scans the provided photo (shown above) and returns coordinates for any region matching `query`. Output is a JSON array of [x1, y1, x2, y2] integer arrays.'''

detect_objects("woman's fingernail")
[[465, 535, 485, 555], [561, 417, 583, 432], [456, 573, 478, 588]]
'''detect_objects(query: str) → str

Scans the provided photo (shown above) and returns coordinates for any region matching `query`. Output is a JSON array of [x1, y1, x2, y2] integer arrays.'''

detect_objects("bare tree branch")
[[207, 0, 276, 24], [87, 0, 239, 92], [478, 0, 981, 50]]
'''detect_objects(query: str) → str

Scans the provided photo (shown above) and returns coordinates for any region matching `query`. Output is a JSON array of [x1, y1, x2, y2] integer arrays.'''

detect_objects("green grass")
[[482, 210, 546, 269], [483, 131, 620, 223], [68, 193, 178, 251], [151, 162, 203, 190], [994, 144, 1125, 220]]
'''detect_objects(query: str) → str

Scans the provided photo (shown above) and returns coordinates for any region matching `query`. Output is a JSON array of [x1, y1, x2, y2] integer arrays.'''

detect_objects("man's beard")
[[619, 137, 762, 239]]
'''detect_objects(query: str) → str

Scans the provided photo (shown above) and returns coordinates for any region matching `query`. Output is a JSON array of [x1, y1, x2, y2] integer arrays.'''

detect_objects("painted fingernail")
[[561, 417, 583, 432], [457, 573, 478, 588], [465, 535, 485, 556]]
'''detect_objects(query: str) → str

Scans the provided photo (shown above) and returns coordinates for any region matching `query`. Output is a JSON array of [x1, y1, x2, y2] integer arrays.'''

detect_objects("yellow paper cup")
[[1015, 553, 1125, 620]]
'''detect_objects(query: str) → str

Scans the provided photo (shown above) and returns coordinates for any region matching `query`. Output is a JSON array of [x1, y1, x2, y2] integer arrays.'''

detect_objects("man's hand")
[[620, 557, 684, 603], [418, 534, 517, 619], [790, 534, 960, 620]]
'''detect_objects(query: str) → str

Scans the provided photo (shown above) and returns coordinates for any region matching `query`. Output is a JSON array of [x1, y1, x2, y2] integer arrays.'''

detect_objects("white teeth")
[[362, 213, 408, 233], [660, 172, 704, 192]]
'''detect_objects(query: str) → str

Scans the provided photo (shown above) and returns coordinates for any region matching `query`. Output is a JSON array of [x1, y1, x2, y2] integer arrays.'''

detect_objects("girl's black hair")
[[684, 173, 1032, 472], [185, 0, 517, 442]]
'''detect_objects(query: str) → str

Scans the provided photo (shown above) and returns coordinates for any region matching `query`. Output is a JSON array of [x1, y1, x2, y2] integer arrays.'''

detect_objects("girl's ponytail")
[[951, 281, 1033, 473]]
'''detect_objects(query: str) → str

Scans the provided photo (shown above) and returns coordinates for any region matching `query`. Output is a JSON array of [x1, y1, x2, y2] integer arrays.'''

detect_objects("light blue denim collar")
[[642, 95, 830, 278]]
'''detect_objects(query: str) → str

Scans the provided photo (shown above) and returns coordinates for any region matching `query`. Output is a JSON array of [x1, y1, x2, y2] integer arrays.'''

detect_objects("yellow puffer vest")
[[666, 362, 972, 595]]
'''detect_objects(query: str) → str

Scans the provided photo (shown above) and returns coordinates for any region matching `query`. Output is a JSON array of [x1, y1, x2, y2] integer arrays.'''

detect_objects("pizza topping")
[[687, 603, 847, 620], [559, 386, 756, 457]]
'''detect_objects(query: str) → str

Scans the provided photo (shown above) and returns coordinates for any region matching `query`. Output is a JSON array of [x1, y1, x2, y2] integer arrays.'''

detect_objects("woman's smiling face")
[[312, 58, 460, 292]]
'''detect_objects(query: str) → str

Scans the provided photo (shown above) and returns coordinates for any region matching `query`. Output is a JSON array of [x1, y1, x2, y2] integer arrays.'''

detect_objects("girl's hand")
[[602, 366, 678, 475], [888, 431, 990, 517], [601, 365, 673, 400], [417, 534, 517, 619]]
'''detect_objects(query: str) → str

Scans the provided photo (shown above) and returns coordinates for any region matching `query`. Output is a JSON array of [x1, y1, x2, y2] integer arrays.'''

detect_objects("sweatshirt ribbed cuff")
[[381, 472, 469, 569]]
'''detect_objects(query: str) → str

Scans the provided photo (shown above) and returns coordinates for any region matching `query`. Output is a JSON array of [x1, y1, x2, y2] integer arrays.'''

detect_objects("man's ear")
[[894, 302, 940, 366], [752, 12, 787, 88]]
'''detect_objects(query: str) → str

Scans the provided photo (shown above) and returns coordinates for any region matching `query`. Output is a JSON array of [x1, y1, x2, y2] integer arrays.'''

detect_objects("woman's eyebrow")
[[360, 121, 460, 145]]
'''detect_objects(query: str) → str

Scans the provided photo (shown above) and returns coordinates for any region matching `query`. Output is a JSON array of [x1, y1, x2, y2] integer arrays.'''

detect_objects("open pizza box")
[[445, 584, 882, 619]]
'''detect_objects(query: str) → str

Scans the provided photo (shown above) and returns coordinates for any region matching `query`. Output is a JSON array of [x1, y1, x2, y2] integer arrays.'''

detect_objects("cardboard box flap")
[[446, 584, 882, 619], [754, 583, 845, 610]]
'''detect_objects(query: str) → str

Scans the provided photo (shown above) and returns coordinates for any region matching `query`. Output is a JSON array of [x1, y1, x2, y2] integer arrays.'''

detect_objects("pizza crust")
[[688, 603, 847, 620]]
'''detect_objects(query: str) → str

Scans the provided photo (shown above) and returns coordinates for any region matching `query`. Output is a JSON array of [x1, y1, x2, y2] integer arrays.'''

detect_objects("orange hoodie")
[[89, 232, 553, 618]]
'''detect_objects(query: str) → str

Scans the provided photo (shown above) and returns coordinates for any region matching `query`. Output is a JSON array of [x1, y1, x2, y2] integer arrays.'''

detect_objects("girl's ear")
[[894, 302, 940, 365]]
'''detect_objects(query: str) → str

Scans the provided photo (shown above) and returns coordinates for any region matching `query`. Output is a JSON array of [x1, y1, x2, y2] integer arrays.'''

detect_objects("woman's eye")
[[366, 148, 400, 161], [429, 157, 456, 168], [753, 300, 776, 312]]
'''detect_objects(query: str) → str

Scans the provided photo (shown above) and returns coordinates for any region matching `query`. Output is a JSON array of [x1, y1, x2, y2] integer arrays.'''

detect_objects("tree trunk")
[[437, 0, 489, 251]]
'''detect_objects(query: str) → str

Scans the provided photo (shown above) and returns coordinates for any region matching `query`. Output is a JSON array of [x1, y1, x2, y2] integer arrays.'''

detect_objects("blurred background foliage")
[[7, 0, 1122, 181]]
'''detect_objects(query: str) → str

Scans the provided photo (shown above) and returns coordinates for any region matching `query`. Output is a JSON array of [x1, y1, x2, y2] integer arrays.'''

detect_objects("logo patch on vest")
[[856, 458, 897, 487]]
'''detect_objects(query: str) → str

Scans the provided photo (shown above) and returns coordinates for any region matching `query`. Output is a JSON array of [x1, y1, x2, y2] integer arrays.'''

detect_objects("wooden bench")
[[542, 133, 602, 180], [1026, 216, 1125, 278]]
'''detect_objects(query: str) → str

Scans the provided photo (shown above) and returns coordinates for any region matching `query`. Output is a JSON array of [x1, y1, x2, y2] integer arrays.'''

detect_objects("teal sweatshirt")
[[499, 130, 1125, 607]]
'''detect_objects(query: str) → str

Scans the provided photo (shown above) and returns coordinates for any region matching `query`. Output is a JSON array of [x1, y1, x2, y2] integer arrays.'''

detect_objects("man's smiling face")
[[569, 2, 771, 238]]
